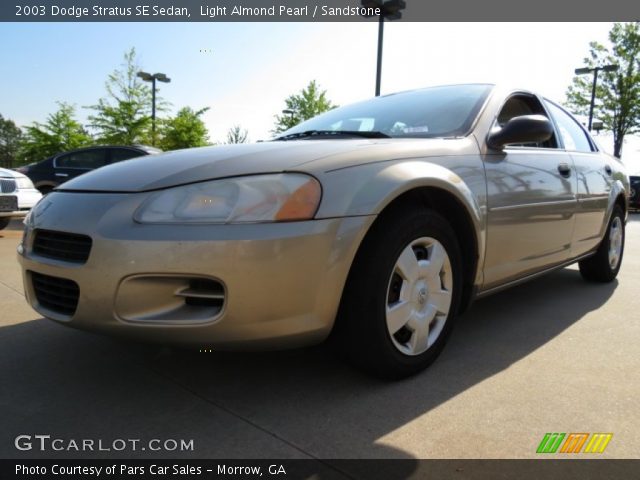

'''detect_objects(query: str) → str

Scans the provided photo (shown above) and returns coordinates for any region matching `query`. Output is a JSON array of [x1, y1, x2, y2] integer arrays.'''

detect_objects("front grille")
[[31, 271, 80, 316], [0, 178, 17, 193], [32, 229, 92, 264]]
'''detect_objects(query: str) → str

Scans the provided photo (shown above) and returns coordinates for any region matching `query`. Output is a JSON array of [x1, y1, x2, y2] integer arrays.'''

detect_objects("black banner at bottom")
[[4, 459, 639, 480]]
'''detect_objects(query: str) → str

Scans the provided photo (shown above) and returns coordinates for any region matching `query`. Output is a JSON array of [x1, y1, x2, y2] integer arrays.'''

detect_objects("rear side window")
[[110, 148, 145, 163], [545, 101, 595, 153], [56, 150, 107, 169]]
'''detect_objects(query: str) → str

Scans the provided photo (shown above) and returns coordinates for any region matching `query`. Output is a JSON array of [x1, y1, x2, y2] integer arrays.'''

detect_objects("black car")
[[16, 145, 161, 194], [630, 175, 640, 211]]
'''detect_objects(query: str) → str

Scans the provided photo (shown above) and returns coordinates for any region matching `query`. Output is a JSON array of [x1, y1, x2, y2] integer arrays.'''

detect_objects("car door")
[[53, 148, 108, 185], [482, 93, 577, 289], [544, 100, 611, 257]]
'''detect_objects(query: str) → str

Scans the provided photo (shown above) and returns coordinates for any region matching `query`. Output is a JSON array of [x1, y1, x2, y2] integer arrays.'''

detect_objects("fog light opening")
[[176, 278, 225, 308]]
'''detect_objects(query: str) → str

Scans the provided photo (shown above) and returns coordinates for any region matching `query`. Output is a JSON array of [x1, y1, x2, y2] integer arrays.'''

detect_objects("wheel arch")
[[322, 160, 486, 333], [603, 179, 628, 231], [371, 186, 480, 314], [615, 190, 627, 219]]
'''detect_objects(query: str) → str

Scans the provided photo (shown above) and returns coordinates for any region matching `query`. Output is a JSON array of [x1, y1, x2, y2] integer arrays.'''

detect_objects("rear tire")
[[579, 205, 625, 283], [0, 218, 10, 230], [335, 206, 463, 379]]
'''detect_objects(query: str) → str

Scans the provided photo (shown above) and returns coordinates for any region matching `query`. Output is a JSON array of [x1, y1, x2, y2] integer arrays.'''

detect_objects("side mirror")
[[487, 114, 554, 150]]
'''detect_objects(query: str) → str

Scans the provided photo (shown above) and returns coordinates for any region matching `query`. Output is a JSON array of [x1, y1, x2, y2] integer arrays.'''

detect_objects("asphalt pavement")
[[1, 216, 639, 462]]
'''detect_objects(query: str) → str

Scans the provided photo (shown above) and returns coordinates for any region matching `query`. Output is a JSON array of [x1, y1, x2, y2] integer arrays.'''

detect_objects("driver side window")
[[495, 94, 558, 149]]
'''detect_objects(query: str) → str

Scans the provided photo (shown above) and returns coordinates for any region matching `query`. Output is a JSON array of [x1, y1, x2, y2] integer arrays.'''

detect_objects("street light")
[[592, 120, 604, 134], [282, 109, 296, 128], [361, 0, 407, 96], [137, 71, 171, 146], [574, 64, 618, 131]]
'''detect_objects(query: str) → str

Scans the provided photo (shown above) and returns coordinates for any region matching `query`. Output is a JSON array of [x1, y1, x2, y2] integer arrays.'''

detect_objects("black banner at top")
[[1, 0, 639, 22]]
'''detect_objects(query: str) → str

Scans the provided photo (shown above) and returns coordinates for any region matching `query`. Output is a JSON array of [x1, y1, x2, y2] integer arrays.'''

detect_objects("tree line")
[[566, 22, 639, 158], [0, 47, 337, 169], [0, 49, 209, 167], [0, 48, 336, 169]]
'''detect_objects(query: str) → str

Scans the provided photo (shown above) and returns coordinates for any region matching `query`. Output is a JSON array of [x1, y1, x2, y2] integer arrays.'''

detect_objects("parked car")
[[17, 84, 629, 378], [630, 175, 640, 211], [16, 145, 161, 194], [0, 168, 42, 230]]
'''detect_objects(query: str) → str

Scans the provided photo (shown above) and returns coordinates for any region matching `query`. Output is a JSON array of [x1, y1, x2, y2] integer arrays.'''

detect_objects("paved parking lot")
[[1, 216, 639, 461]]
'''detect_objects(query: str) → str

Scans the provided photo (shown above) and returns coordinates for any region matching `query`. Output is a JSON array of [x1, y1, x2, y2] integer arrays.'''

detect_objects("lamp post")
[[592, 120, 604, 134], [574, 64, 618, 131], [361, 0, 407, 96], [137, 71, 171, 145]]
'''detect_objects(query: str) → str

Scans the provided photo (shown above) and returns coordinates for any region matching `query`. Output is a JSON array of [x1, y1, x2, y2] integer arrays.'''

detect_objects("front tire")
[[0, 217, 10, 230], [335, 206, 463, 379], [579, 205, 625, 282]]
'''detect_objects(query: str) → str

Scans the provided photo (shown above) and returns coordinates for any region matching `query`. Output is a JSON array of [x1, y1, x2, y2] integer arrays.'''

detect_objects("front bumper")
[[18, 188, 43, 209], [17, 191, 374, 349], [0, 210, 27, 218], [0, 188, 42, 218]]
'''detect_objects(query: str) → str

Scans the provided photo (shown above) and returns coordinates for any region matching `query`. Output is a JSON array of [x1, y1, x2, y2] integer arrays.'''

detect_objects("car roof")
[[131, 145, 163, 154], [378, 83, 496, 99], [53, 145, 162, 156]]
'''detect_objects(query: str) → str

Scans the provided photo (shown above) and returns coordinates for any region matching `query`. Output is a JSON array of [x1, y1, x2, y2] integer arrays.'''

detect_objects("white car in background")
[[0, 168, 42, 230]]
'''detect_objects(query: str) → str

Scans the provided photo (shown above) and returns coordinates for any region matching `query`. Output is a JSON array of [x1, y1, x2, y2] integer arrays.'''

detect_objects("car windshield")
[[277, 84, 493, 140]]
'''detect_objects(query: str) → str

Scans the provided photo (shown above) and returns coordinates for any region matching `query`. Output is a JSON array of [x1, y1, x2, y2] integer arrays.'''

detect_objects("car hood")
[[58, 138, 477, 192], [0, 167, 27, 180]]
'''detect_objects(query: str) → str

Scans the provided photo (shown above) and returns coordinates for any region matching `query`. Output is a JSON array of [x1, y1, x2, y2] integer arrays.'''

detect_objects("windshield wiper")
[[274, 130, 391, 141]]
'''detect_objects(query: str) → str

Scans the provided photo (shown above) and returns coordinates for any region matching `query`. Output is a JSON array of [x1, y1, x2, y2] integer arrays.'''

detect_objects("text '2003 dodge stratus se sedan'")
[[18, 84, 629, 378]]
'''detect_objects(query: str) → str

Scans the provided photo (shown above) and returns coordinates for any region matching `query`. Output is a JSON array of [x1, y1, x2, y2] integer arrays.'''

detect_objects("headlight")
[[15, 176, 35, 189], [134, 173, 322, 224]]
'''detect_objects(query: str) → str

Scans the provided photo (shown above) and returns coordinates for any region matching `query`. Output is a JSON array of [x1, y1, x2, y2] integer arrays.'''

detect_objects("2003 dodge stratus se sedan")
[[18, 84, 629, 378]]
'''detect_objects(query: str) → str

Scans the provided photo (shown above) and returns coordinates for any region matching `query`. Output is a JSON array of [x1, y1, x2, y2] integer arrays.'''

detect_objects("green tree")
[[225, 125, 248, 144], [566, 22, 640, 158], [158, 107, 210, 151], [272, 80, 336, 134], [19, 103, 92, 164], [0, 114, 22, 168], [87, 48, 160, 145]]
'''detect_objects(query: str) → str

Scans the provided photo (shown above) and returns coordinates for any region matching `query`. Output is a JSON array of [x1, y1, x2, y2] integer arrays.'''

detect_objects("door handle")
[[605, 165, 613, 175], [557, 163, 571, 177], [55, 173, 69, 177]]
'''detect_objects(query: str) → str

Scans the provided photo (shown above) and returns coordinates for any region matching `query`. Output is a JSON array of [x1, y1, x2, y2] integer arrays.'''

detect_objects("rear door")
[[544, 101, 611, 257], [53, 148, 108, 184], [482, 93, 577, 289]]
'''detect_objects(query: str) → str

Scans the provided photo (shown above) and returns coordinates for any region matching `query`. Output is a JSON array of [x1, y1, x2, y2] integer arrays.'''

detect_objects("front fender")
[[315, 157, 487, 282]]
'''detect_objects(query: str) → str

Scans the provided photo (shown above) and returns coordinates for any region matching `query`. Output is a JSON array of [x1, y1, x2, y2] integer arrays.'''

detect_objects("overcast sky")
[[4, 21, 636, 163]]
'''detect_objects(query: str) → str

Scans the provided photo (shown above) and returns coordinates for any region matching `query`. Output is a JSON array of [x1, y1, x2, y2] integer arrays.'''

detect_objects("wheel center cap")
[[418, 288, 427, 305]]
